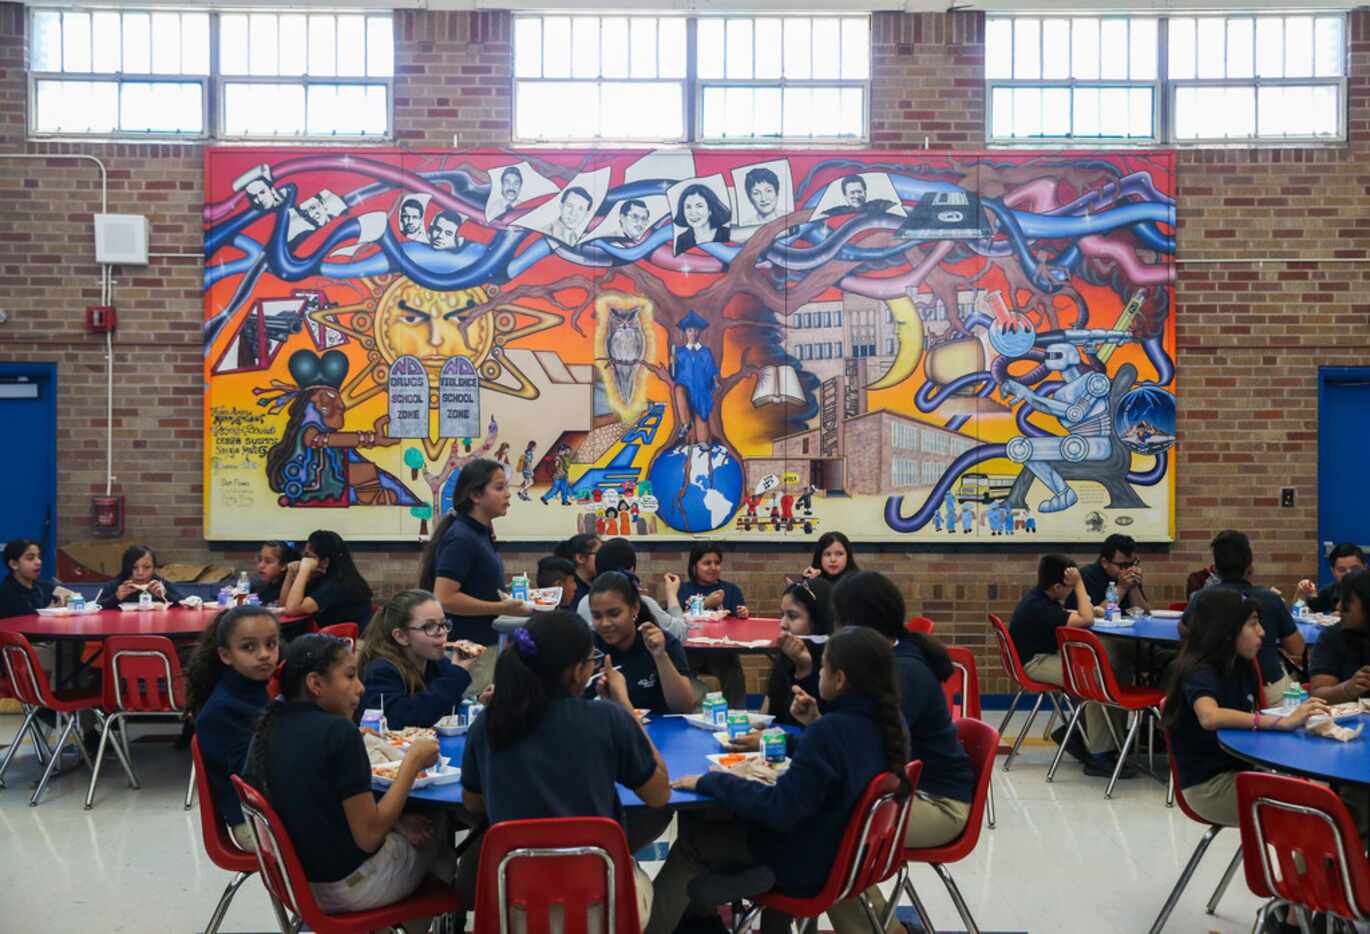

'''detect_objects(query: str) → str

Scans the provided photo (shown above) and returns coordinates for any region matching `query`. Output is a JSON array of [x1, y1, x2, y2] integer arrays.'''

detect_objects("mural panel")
[[203, 149, 1177, 542]]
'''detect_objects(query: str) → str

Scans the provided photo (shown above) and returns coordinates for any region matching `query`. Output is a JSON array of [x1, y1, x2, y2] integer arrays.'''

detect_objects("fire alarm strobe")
[[86, 305, 117, 333]]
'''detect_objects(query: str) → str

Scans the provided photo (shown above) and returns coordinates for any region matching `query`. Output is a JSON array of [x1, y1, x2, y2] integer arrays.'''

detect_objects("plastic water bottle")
[[138, 590, 153, 611], [237, 571, 251, 595], [1105, 582, 1120, 622]]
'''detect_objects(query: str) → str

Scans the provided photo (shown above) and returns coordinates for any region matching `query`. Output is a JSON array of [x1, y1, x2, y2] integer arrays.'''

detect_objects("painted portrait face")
[[430, 216, 461, 249], [399, 203, 424, 236], [683, 192, 710, 230], [560, 192, 591, 230], [379, 285, 488, 369], [245, 179, 278, 211], [310, 387, 345, 430], [300, 198, 330, 227], [684, 326, 700, 344], [843, 179, 867, 207], [501, 172, 523, 204], [749, 181, 778, 218], [621, 204, 651, 242]]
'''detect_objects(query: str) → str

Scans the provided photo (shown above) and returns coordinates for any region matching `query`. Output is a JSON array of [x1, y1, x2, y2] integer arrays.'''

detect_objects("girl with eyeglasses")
[[356, 590, 485, 729]]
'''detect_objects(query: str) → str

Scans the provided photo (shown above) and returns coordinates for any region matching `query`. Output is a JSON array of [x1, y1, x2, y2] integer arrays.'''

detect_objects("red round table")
[[0, 607, 220, 640], [683, 615, 781, 651]]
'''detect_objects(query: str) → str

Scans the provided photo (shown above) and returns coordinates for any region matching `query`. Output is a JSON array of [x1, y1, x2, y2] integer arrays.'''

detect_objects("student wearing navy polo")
[[251, 540, 300, 607], [456, 611, 670, 921], [357, 590, 481, 729], [1164, 588, 1325, 830], [677, 541, 747, 705], [279, 530, 373, 641], [1066, 534, 1150, 613], [1182, 530, 1304, 707], [588, 571, 695, 714], [187, 606, 280, 851], [575, 537, 686, 640], [802, 531, 859, 584], [418, 458, 529, 696], [1010, 553, 1135, 779], [1309, 569, 1370, 703], [552, 532, 600, 608], [1294, 543, 1366, 614], [246, 635, 454, 918], [0, 539, 61, 619], [646, 627, 910, 934], [98, 544, 185, 609]]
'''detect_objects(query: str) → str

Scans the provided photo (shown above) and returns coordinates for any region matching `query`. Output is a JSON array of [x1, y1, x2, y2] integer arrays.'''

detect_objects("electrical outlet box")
[[1281, 487, 1296, 508]]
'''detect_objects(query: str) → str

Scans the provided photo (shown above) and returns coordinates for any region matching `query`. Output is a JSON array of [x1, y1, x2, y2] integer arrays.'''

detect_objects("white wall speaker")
[[93, 214, 149, 265]]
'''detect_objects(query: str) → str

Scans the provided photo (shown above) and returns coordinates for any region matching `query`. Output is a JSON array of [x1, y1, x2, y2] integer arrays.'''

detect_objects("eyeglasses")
[[406, 621, 448, 637]]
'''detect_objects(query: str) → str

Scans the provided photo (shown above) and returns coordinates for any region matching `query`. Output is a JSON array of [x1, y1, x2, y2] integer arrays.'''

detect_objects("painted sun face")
[[375, 282, 494, 371]]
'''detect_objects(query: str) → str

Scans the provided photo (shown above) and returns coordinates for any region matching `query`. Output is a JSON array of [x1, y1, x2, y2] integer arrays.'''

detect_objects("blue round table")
[[1093, 616, 1324, 645], [399, 714, 795, 810], [1219, 713, 1370, 786]]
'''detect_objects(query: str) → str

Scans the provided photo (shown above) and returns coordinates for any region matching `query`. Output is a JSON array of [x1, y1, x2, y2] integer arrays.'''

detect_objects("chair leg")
[[1046, 703, 1086, 782], [1147, 825, 1221, 934], [1106, 709, 1143, 799], [107, 717, 140, 789], [185, 760, 197, 810], [1295, 907, 1314, 934], [1147, 714, 1156, 775], [1251, 899, 1277, 934], [859, 892, 886, 934], [1101, 705, 1126, 755], [932, 864, 980, 934], [1167, 770, 1175, 808], [878, 868, 906, 931], [900, 873, 937, 934], [995, 691, 1024, 771], [1005, 693, 1046, 773], [31, 713, 78, 806], [986, 777, 997, 829], [83, 715, 116, 810], [1206, 845, 1242, 915], [0, 705, 42, 786], [201, 870, 251, 934]]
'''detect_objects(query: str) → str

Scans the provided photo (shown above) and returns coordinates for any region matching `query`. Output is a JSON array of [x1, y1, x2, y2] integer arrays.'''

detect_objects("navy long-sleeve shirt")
[[359, 656, 473, 730], [0, 574, 58, 619], [97, 574, 184, 609], [195, 669, 270, 827], [678, 578, 746, 614], [696, 694, 899, 898], [893, 636, 975, 803]]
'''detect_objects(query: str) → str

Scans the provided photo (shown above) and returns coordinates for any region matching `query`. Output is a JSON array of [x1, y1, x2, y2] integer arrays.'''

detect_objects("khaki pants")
[[229, 821, 258, 853], [826, 794, 972, 934], [1024, 647, 1133, 756], [464, 645, 499, 698], [1263, 671, 1295, 710], [1182, 770, 1239, 828], [310, 829, 454, 919]]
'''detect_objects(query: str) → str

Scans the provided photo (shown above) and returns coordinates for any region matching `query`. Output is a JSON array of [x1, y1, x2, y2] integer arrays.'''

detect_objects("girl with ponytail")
[[589, 571, 696, 714], [823, 572, 975, 934], [455, 611, 670, 921], [357, 590, 485, 730], [552, 532, 601, 607], [187, 605, 279, 851], [417, 458, 528, 697], [245, 634, 455, 918], [647, 626, 910, 934]]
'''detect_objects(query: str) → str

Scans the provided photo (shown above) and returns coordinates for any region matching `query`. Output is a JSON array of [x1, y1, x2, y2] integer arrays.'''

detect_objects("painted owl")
[[606, 306, 646, 405]]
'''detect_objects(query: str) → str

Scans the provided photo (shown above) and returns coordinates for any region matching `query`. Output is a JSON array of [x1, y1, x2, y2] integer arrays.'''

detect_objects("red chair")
[[1050, 628, 1165, 798], [190, 738, 282, 934], [1236, 771, 1370, 930], [739, 765, 919, 934], [0, 630, 101, 805], [1168, 602, 1188, 612], [84, 634, 188, 809], [988, 613, 1072, 771], [893, 718, 1000, 934], [472, 817, 642, 934], [905, 616, 935, 635], [231, 775, 462, 933], [319, 623, 359, 651], [943, 646, 996, 830], [1146, 712, 1241, 934]]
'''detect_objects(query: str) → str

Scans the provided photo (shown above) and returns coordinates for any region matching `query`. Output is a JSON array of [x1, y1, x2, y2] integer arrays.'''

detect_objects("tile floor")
[[0, 712, 1269, 934]]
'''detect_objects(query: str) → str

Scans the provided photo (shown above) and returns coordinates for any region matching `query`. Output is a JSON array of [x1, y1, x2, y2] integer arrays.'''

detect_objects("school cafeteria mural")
[[203, 148, 1177, 543]]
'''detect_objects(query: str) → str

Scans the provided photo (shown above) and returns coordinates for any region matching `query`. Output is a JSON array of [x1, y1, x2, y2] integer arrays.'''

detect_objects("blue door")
[[1318, 368, 1370, 587], [0, 364, 58, 573]]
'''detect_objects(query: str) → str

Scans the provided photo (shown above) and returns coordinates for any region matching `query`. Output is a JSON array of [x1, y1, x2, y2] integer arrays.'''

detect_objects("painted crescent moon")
[[866, 296, 925, 391]]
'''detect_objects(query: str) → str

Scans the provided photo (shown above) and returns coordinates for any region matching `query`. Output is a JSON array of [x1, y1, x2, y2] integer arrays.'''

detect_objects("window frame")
[[510, 12, 871, 146], [510, 13, 691, 145], [26, 6, 397, 143], [26, 7, 212, 140], [985, 11, 1349, 149]]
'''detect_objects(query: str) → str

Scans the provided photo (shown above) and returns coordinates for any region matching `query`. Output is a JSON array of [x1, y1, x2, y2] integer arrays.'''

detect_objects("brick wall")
[[2, 3, 1367, 689]]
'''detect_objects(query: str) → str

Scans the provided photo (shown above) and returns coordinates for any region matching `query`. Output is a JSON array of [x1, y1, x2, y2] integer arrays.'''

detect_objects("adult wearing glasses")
[[1066, 533, 1150, 614]]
